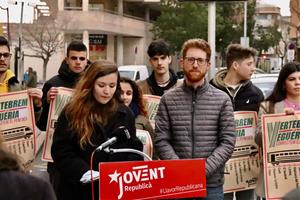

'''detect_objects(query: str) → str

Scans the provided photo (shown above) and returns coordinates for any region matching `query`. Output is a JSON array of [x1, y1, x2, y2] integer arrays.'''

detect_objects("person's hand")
[[80, 170, 99, 184], [284, 107, 295, 115], [47, 87, 59, 103], [27, 88, 42, 108]]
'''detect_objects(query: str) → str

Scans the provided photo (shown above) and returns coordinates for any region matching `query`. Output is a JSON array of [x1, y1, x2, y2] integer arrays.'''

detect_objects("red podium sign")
[[99, 159, 206, 200]]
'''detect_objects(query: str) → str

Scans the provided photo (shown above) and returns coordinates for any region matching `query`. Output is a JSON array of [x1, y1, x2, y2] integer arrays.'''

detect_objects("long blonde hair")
[[64, 60, 123, 149]]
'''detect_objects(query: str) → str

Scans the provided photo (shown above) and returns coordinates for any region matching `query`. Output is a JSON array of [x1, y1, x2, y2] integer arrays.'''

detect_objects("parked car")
[[118, 65, 149, 81], [251, 73, 279, 98]]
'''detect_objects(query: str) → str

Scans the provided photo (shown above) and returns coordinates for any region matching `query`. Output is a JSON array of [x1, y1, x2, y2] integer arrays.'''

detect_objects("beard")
[[183, 68, 205, 83]]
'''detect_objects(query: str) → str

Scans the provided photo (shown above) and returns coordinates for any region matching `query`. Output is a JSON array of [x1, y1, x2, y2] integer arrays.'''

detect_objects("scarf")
[[146, 69, 178, 96], [129, 102, 140, 117]]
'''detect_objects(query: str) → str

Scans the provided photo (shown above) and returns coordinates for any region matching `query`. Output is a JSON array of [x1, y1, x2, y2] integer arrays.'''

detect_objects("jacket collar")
[[146, 69, 178, 96], [58, 60, 81, 83], [210, 68, 251, 90], [182, 78, 209, 94]]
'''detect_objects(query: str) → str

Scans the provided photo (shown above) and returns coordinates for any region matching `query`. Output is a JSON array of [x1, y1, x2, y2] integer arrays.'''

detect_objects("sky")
[[0, 0, 291, 24], [259, 0, 290, 16], [0, 0, 35, 23]]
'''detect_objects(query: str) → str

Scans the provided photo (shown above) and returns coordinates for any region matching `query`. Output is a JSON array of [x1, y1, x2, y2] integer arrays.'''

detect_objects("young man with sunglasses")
[[138, 39, 181, 96], [210, 44, 264, 200], [155, 38, 236, 199], [0, 36, 42, 115]]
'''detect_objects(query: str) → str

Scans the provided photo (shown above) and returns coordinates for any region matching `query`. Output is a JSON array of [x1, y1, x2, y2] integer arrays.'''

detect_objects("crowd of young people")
[[1, 34, 299, 199]]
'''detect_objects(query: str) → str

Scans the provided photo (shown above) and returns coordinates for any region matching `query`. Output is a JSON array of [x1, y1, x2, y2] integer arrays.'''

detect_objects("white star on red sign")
[[109, 170, 121, 184]]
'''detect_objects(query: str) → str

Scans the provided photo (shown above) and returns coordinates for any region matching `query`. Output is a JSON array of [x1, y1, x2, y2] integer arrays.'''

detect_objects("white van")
[[118, 65, 149, 81]]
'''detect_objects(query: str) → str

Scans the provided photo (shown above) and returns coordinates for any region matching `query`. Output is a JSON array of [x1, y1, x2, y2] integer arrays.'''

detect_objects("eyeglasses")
[[0, 53, 11, 59], [185, 57, 208, 66], [70, 56, 86, 61]]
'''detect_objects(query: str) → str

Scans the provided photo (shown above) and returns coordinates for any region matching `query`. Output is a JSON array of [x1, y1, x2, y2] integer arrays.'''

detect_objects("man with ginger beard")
[[154, 38, 236, 199]]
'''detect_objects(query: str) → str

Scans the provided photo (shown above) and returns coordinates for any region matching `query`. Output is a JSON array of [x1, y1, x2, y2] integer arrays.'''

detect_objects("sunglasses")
[[0, 53, 11, 59], [70, 56, 86, 61]]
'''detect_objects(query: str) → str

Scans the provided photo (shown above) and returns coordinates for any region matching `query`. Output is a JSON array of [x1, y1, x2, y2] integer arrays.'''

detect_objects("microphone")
[[95, 126, 131, 152]]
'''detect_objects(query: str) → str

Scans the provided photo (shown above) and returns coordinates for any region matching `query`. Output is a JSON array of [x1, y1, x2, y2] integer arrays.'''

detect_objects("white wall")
[[123, 37, 145, 65], [23, 49, 64, 82]]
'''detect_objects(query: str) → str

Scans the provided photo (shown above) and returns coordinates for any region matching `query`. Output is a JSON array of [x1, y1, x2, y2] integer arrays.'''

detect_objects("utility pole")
[[17, 1, 25, 81], [0, 4, 10, 43], [8, 0, 44, 81]]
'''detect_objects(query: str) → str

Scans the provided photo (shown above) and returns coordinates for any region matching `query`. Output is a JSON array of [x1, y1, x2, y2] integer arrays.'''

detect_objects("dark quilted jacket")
[[210, 69, 264, 112], [37, 61, 82, 131], [155, 80, 236, 187]]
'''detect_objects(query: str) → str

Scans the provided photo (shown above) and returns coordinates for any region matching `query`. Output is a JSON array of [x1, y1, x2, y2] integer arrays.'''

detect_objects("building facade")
[[51, 0, 160, 65], [255, 2, 290, 72], [14, 0, 160, 81]]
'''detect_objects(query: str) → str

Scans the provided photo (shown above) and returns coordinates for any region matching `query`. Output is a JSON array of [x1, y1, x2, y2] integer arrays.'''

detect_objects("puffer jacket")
[[210, 69, 264, 112], [155, 79, 236, 187]]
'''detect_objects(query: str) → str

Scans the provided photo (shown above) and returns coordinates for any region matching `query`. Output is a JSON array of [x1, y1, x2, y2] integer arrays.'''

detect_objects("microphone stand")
[[104, 147, 152, 161]]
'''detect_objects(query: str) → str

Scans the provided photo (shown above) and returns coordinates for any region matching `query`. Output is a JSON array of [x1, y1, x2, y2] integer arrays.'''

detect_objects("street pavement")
[[29, 132, 50, 183]]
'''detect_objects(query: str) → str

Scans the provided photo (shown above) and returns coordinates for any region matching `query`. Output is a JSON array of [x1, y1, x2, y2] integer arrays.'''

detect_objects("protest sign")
[[0, 90, 36, 167], [136, 129, 153, 159], [42, 87, 73, 161], [143, 95, 161, 129], [262, 113, 300, 199], [224, 111, 260, 193]]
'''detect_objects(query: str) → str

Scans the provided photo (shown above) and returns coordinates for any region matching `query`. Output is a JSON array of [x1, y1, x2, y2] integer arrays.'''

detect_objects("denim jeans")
[[224, 189, 255, 200], [201, 186, 224, 200], [181, 185, 224, 200]]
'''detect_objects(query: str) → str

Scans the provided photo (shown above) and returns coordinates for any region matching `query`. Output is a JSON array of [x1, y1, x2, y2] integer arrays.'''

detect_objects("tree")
[[252, 25, 282, 55], [22, 17, 64, 81], [152, 0, 208, 53], [215, 1, 255, 52], [152, 0, 256, 62]]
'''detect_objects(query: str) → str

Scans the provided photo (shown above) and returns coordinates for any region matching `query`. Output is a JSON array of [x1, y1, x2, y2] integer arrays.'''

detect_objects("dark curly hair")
[[120, 77, 148, 117]]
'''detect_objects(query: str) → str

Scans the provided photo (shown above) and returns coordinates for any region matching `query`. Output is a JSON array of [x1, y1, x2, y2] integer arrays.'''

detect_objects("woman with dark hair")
[[120, 77, 155, 159], [266, 62, 300, 104], [51, 60, 143, 200], [255, 62, 300, 199], [120, 77, 154, 137], [0, 136, 56, 200]]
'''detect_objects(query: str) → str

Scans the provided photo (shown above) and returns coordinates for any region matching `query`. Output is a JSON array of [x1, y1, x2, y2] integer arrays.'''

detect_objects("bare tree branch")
[[22, 17, 65, 81]]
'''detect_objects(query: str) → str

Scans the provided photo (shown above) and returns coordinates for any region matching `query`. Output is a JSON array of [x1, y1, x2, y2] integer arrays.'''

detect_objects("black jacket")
[[51, 104, 143, 200], [37, 61, 82, 131], [210, 69, 264, 112], [0, 171, 56, 200]]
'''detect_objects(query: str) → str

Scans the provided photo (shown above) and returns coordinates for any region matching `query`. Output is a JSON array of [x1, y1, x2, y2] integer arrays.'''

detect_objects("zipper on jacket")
[[191, 90, 196, 158]]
